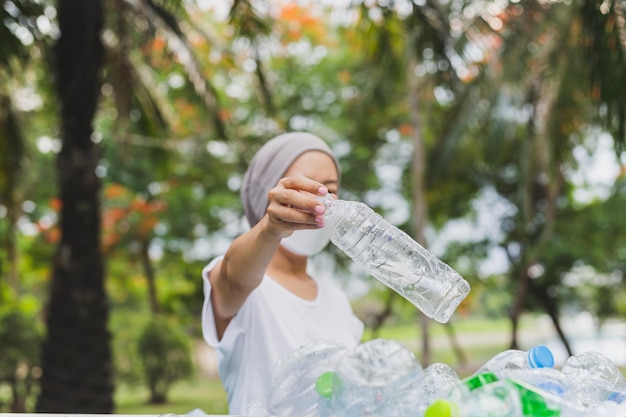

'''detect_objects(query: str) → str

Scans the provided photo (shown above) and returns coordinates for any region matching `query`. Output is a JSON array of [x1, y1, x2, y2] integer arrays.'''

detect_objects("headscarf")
[[240, 132, 340, 227]]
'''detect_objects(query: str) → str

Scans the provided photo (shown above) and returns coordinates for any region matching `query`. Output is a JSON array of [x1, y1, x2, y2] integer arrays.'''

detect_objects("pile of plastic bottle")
[[266, 338, 626, 417]]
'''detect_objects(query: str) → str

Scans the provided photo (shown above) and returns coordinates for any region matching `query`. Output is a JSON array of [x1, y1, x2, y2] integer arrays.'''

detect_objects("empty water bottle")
[[508, 378, 569, 417], [425, 380, 524, 417], [420, 362, 462, 406], [318, 338, 422, 416], [561, 351, 626, 408], [473, 345, 555, 377], [446, 372, 500, 404], [428, 375, 586, 417], [242, 401, 272, 417], [319, 195, 471, 323], [270, 339, 349, 417], [505, 368, 575, 402]]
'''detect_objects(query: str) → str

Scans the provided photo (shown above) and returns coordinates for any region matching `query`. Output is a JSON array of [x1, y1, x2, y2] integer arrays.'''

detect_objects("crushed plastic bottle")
[[445, 372, 500, 404], [420, 363, 462, 406], [561, 351, 626, 408], [267, 337, 626, 417], [473, 345, 555, 377], [504, 368, 576, 402], [242, 401, 272, 417], [428, 375, 589, 417], [426, 379, 525, 417], [270, 339, 349, 417], [318, 338, 423, 417], [319, 195, 471, 323]]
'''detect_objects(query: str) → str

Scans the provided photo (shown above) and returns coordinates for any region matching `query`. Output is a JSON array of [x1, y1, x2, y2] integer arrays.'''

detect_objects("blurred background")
[[1, 0, 625, 414]]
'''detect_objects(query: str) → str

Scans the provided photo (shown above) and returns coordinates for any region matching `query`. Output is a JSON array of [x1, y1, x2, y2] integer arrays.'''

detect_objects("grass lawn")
[[115, 377, 228, 415]]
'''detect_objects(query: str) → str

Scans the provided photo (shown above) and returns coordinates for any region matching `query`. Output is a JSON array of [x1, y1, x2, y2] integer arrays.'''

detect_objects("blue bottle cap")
[[528, 345, 555, 369], [609, 391, 626, 403]]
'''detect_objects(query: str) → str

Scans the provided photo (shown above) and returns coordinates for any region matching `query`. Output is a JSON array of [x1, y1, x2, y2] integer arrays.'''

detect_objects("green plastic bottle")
[[510, 379, 561, 417]]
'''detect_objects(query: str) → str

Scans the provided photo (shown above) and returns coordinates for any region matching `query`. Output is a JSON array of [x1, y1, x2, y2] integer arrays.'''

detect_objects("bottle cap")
[[424, 399, 458, 417], [609, 391, 625, 403], [528, 345, 555, 369], [315, 371, 341, 399], [464, 372, 498, 391]]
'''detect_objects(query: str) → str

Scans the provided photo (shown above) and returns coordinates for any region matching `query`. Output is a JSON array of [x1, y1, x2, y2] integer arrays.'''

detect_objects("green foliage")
[[111, 309, 145, 388], [0, 291, 42, 412], [2, 1, 626, 409], [136, 317, 193, 404]]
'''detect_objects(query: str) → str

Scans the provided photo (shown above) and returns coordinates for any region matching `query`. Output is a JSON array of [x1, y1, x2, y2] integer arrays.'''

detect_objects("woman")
[[201, 132, 364, 414]]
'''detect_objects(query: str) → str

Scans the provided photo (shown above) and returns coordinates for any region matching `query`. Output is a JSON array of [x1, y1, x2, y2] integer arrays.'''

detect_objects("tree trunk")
[[408, 60, 431, 365], [0, 94, 23, 293], [509, 84, 538, 350], [141, 238, 160, 315], [509, 265, 529, 350], [10, 377, 26, 412], [530, 280, 573, 356], [443, 322, 467, 367], [36, 0, 113, 412], [369, 290, 395, 339]]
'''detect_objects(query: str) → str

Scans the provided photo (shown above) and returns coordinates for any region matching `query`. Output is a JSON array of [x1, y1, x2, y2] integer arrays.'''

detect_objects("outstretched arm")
[[207, 175, 328, 339]]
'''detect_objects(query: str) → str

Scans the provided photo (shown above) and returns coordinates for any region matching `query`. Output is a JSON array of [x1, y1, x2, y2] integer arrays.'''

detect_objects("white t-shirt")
[[201, 256, 364, 415]]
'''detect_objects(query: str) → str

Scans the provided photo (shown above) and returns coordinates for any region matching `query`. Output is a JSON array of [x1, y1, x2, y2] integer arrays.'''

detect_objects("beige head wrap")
[[240, 132, 339, 227]]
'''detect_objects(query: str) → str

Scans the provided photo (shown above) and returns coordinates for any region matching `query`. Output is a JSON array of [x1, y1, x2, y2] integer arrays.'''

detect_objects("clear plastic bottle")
[[315, 338, 423, 417], [473, 345, 555, 377], [420, 362, 462, 407], [425, 380, 524, 417], [446, 372, 500, 404], [505, 368, 575, 402], [319, 195, 471, 323], [269, 339, 349, 417], [426, 376, 588, 417], [561, 351, 626, 408]]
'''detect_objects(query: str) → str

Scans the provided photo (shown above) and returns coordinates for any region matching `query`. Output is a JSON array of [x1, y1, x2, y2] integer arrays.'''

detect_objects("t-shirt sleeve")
[[201, 256, 225, 347]]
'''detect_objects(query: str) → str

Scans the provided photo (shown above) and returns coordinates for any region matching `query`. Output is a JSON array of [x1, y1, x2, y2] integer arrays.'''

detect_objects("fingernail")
[[315, 216, 325, 227], [318, 186, 328, 195], [315, 205, 325, 214]]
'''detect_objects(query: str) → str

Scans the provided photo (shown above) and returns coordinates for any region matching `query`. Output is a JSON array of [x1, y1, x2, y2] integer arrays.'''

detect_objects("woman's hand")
[[265, 175, 328, 238]]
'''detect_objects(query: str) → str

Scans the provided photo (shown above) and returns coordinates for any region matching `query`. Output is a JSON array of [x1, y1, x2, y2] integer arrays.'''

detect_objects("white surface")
[[0, 414, 233, 417]]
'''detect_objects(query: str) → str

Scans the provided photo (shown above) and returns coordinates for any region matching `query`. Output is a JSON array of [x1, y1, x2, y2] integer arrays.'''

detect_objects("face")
[[283, 151, 339, 195]]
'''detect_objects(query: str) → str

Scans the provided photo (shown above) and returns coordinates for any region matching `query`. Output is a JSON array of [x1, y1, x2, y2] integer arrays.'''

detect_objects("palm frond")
[[228, 0, 271, 39], [0, 0, 44, 70], [124, 0, 227, 140], [579, 0, 626, 154]]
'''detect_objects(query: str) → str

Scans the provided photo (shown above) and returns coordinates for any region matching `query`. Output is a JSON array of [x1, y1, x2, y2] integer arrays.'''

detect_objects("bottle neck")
[[318, 194, 343, 227]]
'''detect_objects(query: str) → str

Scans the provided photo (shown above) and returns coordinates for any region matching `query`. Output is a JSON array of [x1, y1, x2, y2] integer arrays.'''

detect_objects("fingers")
[[278, 175, 329, 198], [267, 175, 328, 229]]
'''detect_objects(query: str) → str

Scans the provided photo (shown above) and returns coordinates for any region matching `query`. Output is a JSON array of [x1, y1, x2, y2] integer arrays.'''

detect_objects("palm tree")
[[37, 0, 229, 410], [35, 0, 113, 411]]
